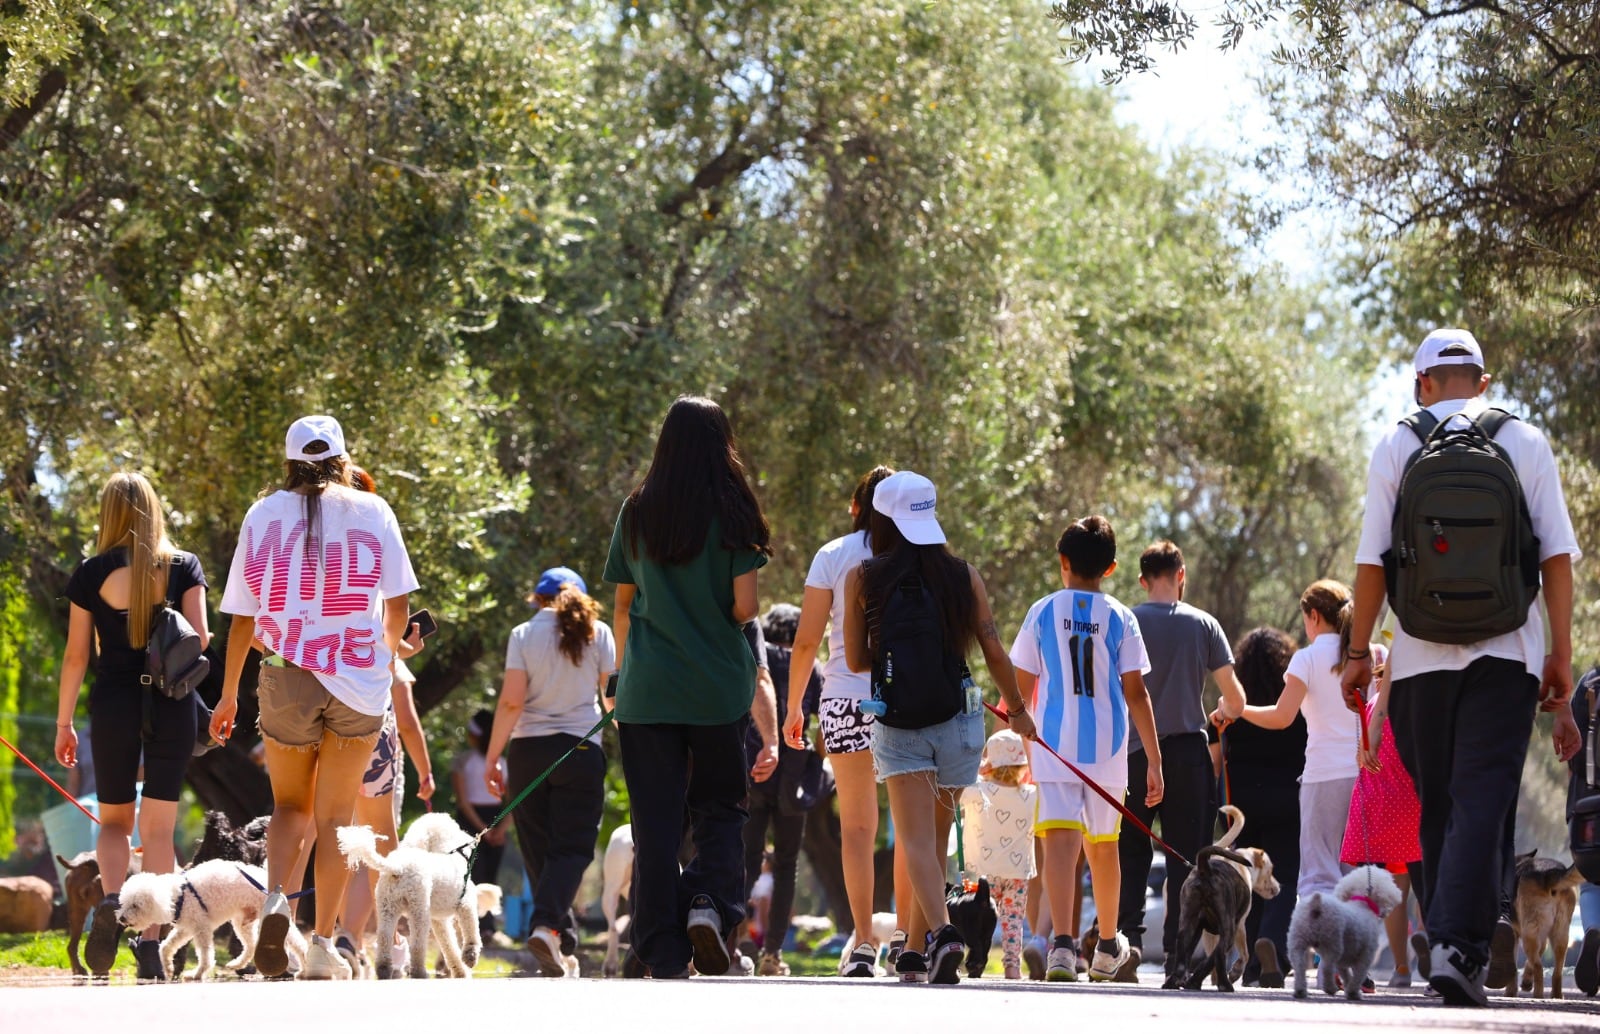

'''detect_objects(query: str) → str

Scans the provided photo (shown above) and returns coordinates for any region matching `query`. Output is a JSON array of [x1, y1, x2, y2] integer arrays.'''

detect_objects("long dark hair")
[[279, 455, 352, 563], [860, 509, 978, 657], [625, 396, 771, 565], [850, 465, 896, 534], [1234, 626, 1296, 708]]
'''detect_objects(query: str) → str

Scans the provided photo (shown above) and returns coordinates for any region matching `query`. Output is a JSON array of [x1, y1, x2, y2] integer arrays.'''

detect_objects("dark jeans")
[[1229, 775, 1301, 980], [618, 718, 750, 975], [742, 778, 805, 954], [506, 733, 607, 945], [1389, 656, 1538, 967], [1119, 733, 1213, 969]]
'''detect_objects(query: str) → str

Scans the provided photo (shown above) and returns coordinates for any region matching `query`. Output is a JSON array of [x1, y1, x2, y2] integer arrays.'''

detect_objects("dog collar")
[[1349, 894, 1381, 916]]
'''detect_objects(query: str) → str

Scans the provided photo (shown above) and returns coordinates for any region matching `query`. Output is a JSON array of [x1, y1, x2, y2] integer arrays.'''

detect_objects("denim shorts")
[[871, 709, 984, 787]]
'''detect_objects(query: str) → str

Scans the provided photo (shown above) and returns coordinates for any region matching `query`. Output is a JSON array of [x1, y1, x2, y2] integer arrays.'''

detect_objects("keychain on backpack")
[[861, 650, 889, 718]]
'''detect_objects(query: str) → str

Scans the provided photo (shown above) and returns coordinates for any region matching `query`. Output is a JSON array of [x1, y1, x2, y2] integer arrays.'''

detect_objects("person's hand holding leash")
[[54, 723, 77, 768], [1006, 705, 1037, 743], [1339, 653, 1372, 715], [484, 755, 505, 798]]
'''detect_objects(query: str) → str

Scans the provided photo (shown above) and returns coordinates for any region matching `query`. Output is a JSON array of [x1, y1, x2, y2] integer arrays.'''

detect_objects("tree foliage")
[[1, 1, 1367, 822]]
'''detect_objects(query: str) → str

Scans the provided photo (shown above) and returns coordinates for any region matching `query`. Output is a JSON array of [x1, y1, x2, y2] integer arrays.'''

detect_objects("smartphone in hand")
[[409, 608, 439, 639]]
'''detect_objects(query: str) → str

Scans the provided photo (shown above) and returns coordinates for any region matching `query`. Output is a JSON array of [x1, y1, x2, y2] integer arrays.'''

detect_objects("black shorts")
[[89, 679, 197, 804]]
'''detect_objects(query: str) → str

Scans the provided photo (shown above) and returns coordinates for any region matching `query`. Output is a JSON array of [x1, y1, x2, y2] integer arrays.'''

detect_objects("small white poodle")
[[337, 823, 501, 980], [400, 812, 472, 853], [1288, 865, 1404, 1000], [117, 860, 306, 981]]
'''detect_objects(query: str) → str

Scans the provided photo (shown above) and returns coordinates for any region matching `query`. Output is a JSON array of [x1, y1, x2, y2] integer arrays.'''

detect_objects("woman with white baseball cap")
[[841, 470, 1035, 985], [213, 415, 420, 979], [483, 566, 616, 976]]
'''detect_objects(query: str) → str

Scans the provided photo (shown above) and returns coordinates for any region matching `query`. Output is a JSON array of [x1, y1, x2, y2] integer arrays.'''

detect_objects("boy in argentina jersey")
[[1010, 516, 1162, 984]]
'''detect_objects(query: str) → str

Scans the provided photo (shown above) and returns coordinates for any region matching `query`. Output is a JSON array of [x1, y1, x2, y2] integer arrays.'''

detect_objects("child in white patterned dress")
[[961, 730, 1038, 979]]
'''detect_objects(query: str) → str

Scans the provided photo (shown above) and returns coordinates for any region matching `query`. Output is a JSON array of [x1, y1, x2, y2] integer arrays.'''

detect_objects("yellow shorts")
[[1034, 780, 1124, 843]]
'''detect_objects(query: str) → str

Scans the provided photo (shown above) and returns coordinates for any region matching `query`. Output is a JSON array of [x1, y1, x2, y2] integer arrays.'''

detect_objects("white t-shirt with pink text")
[[221, 487, 419, 716]]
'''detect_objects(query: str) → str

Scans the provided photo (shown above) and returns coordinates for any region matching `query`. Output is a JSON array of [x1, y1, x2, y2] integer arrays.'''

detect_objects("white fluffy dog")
[[117, 861, 306, 981], [1288, 865, 1404, 1000], [400, 811, 471, 853], [337, 824, 501, 980]]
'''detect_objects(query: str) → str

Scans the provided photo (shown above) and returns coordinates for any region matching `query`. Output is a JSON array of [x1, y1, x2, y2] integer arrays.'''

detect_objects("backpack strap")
[[1473, 407, 1520, 440], [1400, 409, 1439, 445]]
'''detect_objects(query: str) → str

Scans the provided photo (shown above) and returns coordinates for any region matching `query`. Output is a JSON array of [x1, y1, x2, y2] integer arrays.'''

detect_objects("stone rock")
[[0, 875, 54, 933]]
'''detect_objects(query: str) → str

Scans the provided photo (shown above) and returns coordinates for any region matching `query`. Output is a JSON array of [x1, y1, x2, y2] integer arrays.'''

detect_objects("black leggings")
[[89, 681, 196, 805]]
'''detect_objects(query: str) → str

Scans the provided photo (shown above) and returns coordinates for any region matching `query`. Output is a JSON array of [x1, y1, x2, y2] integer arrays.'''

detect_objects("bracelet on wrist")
[[56, 721, 72, 728], [1346, 648, 1371, 660]]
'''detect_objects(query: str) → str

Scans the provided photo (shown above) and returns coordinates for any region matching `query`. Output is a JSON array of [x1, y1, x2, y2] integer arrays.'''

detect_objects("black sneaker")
[[84, 897, 122, 976], [1411, 932, 1432, 981], [841, 942, 878, 977], [1428, 943, 1488, 1008], [1576, 928, 1600, 997], [887, 930, 907, 968], [133, 937, 166, 982], [897, 949, 929, 984], [1254, 938, 1284, 989], [1483, 917, 1515, 989], [685, 895, 729, 976], [927, 924, 966, 985]]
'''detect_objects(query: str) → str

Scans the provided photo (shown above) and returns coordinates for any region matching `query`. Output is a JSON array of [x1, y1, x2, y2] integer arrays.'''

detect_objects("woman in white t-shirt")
[[783, 465, 904, 978], [483, 567, 615, 977], [1234, 580, 1372, 898], [213, 415, 419, 980]]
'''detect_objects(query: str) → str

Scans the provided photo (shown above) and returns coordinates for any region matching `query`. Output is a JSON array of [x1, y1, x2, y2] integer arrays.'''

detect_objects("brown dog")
[[1506, 851, 1583, 1000], [57, 852, 104, 977], [1163, 806, 1279, 992]]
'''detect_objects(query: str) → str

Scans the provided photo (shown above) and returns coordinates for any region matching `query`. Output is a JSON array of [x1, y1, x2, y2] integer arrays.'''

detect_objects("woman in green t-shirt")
[[603, 395, 773, 979]]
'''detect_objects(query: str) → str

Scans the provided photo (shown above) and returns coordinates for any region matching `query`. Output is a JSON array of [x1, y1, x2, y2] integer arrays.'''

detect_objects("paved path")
[[8, 972, 1600, 1032]]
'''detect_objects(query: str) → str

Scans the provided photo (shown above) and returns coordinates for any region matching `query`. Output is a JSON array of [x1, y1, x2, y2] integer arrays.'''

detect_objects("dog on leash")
[[1163, 806, 1280, 992], [337, 823, 501, 979], [948, 879, 999, 979], [191, 810, 269, 867], [117, 861, 304, 981], [1505, 851, 1584, 999], [1288, 865, 1403, 1000], [601, 823, 634, 977]]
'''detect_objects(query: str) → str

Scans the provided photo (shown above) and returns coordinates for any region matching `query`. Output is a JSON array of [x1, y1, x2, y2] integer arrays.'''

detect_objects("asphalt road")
[[8, 972, 1600, 1032]]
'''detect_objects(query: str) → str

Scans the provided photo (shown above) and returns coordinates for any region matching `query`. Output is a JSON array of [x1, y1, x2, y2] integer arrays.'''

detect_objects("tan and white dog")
[[1506, 851, 1584, 1000]]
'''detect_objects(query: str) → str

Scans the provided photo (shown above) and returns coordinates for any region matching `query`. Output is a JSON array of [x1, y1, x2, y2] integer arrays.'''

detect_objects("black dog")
[[1163, 845, 1258, 992], [192, 810, 269, 867], [947, 878, 999, 978]]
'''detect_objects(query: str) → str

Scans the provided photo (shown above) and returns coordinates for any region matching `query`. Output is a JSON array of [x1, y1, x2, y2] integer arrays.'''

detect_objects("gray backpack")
[[1383, 408, 1542, 645]]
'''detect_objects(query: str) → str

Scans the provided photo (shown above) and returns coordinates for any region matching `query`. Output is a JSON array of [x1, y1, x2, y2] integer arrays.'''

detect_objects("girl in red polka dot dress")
[[1341, 649, 1423, 987]]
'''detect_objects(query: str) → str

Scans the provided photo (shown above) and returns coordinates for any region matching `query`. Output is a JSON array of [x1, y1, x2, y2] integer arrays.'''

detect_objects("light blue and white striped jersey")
[[1009, 589, 1150, 785]]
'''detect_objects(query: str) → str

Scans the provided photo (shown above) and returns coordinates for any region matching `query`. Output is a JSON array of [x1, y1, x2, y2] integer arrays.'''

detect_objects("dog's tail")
[[334, 825, 391, 872], [1214, 806, 1245, 849], [1305, 892, 1325, 921]]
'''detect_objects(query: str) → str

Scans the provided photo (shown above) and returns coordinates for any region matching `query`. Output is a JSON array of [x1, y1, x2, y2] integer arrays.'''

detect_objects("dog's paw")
[[1293, 987, 1309, 999], [462, 948, 479, 968]]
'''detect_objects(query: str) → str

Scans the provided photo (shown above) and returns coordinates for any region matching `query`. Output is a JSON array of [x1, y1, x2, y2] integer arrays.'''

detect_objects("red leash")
[[0, 731, 101, 825], [986, 702, 1192, 868]]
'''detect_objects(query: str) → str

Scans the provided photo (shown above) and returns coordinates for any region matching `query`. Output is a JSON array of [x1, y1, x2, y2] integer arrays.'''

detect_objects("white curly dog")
[[117, 860, 307, 981], [1288, 865, 1404, 1000], [337, 822, 501, 980]]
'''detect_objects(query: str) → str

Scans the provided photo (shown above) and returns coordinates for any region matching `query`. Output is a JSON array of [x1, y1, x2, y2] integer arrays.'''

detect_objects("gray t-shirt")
[[1128, 600, 1232, 754], [504, 610, 617, 742]]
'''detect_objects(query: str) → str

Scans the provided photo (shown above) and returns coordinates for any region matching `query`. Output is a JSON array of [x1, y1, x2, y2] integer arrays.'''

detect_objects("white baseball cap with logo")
[[872, 470, 946, 546], [1413, 328, 1485, 374], [284, 415, 349, 462]]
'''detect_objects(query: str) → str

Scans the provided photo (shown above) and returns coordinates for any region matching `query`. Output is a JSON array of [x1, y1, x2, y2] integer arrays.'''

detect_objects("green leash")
[[460, 708, 617, 895]]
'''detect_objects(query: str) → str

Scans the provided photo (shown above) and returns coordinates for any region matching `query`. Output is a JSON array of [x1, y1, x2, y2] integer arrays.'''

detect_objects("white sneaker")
[[1427, 943, 1487, 1007], [1047, 943, 1079, 982], [300, 936, 353, 980], [254, 889, 294, 978], [1088, 932, 1131, 982]]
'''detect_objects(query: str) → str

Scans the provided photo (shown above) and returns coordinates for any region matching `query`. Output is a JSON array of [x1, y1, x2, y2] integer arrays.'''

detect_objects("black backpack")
[[870, 574, 965, 730], [1382, 407, 1542, 645], [143, 605, 210, 700]]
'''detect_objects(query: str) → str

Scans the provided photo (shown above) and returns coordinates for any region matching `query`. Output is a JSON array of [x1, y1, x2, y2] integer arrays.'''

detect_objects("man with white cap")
[[1341, 328, 1580, 1006]]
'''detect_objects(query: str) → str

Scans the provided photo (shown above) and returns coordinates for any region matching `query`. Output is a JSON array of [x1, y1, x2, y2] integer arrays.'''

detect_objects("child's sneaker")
[[927, 924, 966, 985], [1088, 931, 1131, 982], [1046, 935, 1079, 982], [897, 949, 929, 983]]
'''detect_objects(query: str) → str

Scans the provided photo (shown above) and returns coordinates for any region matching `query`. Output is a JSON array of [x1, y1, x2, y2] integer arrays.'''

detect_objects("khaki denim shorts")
[[257, 663, 383, 747]]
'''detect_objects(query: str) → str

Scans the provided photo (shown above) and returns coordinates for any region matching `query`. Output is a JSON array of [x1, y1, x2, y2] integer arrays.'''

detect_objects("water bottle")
[[861, 651, 889, 717]]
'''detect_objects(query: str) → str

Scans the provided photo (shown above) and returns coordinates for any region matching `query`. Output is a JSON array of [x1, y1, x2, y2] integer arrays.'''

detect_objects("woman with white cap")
[[842, 470, 1034, 985], [213, 415, 419, 979], [484, 566, 616, 977]]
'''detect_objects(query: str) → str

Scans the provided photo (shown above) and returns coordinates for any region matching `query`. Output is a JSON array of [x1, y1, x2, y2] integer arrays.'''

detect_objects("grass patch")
[[0, 930, 73, 970]]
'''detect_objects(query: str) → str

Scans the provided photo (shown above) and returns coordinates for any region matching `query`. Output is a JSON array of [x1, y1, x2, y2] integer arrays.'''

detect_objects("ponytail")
[[548, 584, 601, 666], [1332, 599, 1355, 674]]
